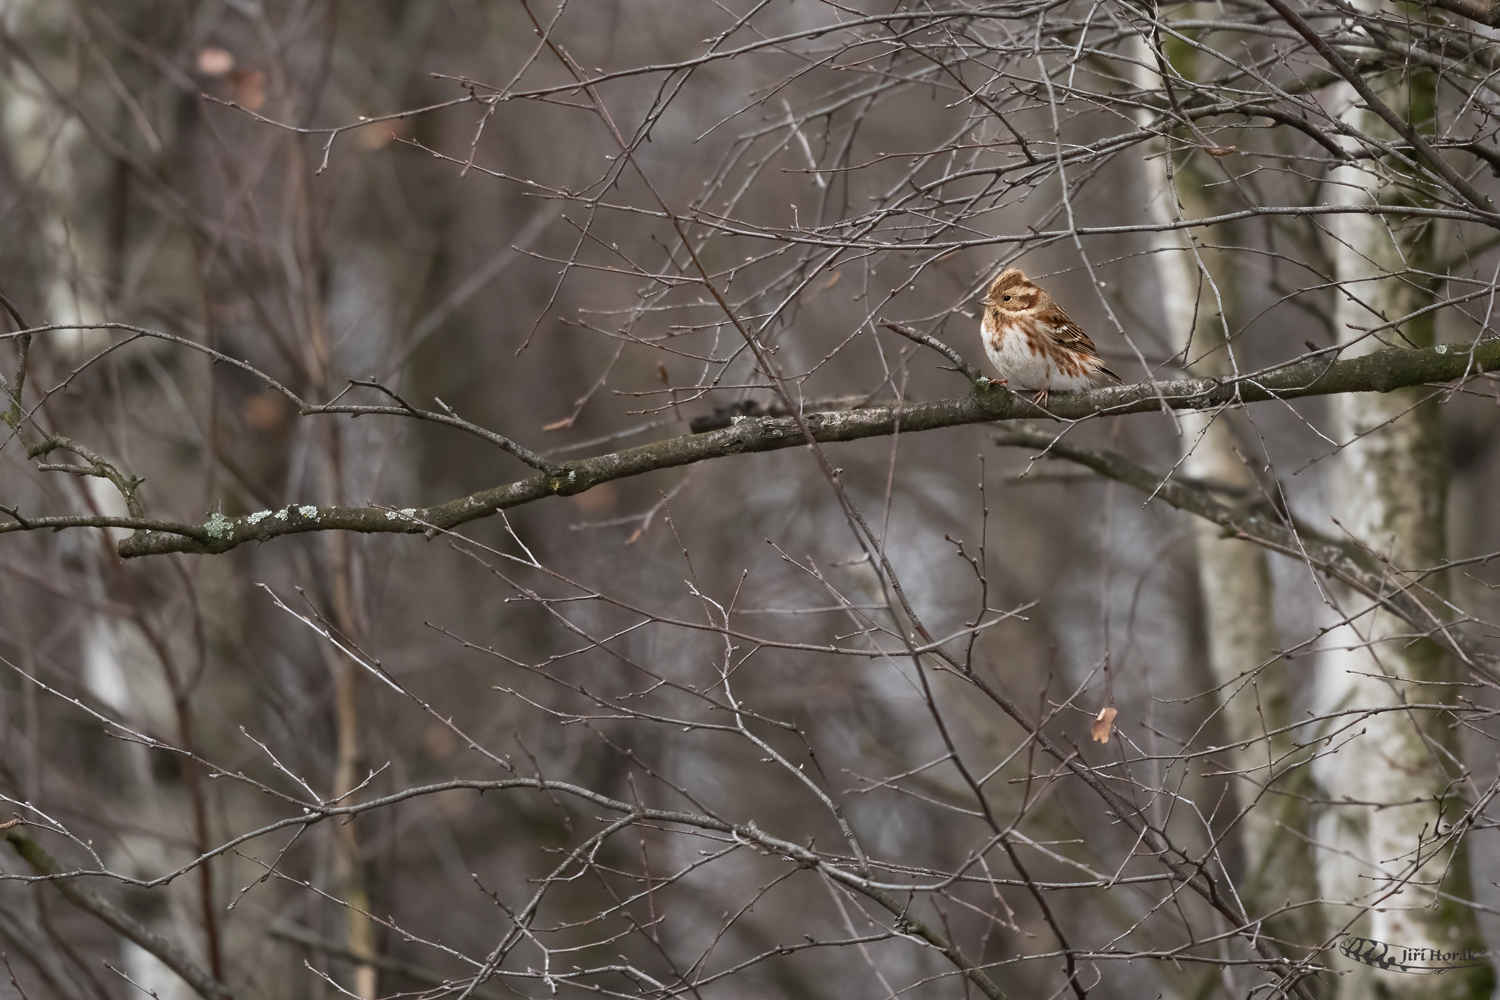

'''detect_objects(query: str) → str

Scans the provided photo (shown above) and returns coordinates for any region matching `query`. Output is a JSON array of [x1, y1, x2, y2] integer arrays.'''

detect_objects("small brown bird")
[[980, 268, 1119, 406]]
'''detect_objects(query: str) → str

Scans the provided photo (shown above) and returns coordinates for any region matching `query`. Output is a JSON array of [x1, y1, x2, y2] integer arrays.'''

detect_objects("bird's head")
[[983, 268, 1043, 314]]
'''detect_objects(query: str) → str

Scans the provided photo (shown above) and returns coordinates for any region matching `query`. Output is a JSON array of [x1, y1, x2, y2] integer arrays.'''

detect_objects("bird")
[[980, 267, 1119, 407]]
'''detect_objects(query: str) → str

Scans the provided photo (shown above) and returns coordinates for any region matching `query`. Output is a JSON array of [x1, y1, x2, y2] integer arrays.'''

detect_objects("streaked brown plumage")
[[980, 267, 1119, 406]]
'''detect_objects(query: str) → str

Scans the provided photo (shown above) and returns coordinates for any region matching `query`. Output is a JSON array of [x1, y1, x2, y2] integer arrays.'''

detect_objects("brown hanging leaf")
[[357, 120, 407, 151], [243, 390, 290, 431], [230, 69, 267, 111], [1091, 706, 1118, 744]]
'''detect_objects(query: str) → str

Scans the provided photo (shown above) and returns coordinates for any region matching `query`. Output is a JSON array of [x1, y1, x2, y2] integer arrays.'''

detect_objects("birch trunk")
[[1133, 29, 1323, 967], [1314, 11, 1492, 996], [3, 19, 212, 996]]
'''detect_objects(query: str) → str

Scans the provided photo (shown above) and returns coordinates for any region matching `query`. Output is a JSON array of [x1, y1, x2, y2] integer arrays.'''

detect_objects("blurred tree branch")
[[1266, 0, 1497, 214], [2, 823, 234, 1000], [990, 424, 1499, 684]]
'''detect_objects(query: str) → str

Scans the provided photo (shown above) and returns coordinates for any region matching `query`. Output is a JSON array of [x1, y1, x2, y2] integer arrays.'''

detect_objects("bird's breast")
[[981, 317, 1096, 391]]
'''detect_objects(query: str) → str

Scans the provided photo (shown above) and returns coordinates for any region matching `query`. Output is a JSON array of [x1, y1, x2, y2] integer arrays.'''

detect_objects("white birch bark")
[[2, 13, 214, 997], [1313, 10, 1490, 996], [1131, 31, 1322, 959]]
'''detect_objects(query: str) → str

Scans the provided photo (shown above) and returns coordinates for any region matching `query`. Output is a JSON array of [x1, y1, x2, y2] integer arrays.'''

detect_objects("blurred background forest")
[[2, 1, 1500, 999]]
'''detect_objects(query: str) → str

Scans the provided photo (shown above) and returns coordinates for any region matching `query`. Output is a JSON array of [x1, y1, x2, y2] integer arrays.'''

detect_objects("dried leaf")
[[1091, 706, 1118, 744], [542, 417, 575, 432], [1204, 145, 1238, 157], [230, 69, 266, 111], [358, 120, 406, 151], [243, 391, 289, 431], [422, 722, 456, 759]]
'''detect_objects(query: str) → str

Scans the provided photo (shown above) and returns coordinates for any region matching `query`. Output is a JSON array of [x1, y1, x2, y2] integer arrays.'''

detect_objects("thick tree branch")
[[2, 824, 235, 1000], [1413, 0, 1500, 26], [98, 339, 1498, 559]]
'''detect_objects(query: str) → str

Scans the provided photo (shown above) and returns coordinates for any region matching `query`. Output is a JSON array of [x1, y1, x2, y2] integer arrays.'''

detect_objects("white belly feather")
[[981, 316, 1096, 393]]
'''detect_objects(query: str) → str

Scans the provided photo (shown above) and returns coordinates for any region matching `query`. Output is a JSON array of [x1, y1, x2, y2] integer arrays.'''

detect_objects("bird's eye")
[[1002, 295, 1011, 301]]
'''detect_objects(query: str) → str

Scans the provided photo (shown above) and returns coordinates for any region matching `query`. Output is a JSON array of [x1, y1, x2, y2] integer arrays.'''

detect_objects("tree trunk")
[[1314, 11, 1492, 995], [1134, 27, 1323, 967]]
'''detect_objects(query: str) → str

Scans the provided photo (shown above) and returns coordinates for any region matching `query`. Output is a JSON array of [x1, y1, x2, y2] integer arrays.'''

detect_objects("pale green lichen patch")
[[384, 508, 420, 521], [297, 505, 319, 519], [204, 512, 235, 539], [247, 510, 271, 525], [275, 507, 290, 520]]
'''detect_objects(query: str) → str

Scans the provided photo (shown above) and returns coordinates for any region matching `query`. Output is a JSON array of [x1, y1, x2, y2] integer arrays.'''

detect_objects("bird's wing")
[[1039, 308, 1099, 355], [1041, 308, 1121, 383]]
